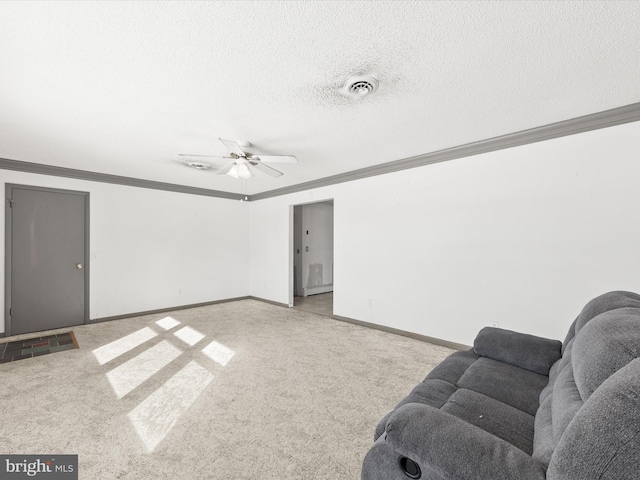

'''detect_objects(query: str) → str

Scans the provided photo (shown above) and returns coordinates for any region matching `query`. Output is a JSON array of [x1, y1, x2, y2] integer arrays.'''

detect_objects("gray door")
[[6, 185, 89, 336]]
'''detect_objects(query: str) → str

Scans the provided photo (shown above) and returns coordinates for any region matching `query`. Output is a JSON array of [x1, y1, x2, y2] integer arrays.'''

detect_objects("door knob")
[[76, 263, 83, 269]]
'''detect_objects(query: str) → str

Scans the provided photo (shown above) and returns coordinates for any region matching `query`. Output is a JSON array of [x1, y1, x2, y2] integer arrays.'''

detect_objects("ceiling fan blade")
[[178, 154, 230, 161], [216, 162, 236, 175], [250, 161, 283, 177], [252, 154, 297, 164], [219, 138, 247, 157]]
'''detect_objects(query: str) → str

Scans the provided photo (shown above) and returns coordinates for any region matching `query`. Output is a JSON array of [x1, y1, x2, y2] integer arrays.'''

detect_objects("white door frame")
[[288, 198, 334, 309]]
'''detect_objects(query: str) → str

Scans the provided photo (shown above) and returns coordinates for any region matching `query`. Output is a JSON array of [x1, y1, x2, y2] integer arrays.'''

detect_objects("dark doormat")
[[0, 331, 79, 363]]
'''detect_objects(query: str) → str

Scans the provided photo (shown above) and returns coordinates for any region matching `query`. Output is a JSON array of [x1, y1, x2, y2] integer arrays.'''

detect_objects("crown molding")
[[2, 102, 639, 202], [0, 157, 245, 201], [251, 101, 640, 201]]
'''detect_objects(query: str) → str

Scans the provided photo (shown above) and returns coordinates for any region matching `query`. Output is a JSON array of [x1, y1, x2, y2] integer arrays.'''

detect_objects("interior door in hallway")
[[6, 184, 89, 336]]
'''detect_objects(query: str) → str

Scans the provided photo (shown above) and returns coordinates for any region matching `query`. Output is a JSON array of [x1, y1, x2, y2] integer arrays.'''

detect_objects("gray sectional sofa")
[[362, 291, 640, 480]]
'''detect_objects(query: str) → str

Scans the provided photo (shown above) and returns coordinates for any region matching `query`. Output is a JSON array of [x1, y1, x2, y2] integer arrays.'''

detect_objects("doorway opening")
[[290, 200, 334, 317]]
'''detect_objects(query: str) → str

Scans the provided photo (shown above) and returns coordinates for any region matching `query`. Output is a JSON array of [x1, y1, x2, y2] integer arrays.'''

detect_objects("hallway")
[[293, 292, 333, 317]]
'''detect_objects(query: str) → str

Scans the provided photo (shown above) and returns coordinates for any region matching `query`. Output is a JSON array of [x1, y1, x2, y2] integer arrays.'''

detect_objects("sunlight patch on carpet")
[[201, 340, 235, 366], [173, 326, 205, 346], [155, 316, 181, 330], [95, 317, 235, 452], [128, 360, 214, 452], [93, 327, 157, 365], [106, 340, 183, 398]]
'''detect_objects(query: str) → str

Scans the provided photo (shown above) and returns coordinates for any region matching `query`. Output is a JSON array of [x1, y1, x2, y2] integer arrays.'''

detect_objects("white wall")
[[1, 170, 250, 333], [4, 120, 640, 344], [250, 121, 640, 346]]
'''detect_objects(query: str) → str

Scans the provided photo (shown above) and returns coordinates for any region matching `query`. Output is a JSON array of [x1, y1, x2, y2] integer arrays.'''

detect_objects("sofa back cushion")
[[532, 291, 640, 471], [473, 327, 562, 375], [562, 291, 640, 351], [547, 357, 640, 480], [572, 308, 640, 400]]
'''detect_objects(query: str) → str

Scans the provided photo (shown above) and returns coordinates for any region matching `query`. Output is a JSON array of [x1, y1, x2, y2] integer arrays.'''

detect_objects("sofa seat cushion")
[[374, 379, 457, 440], [457, 357, 549, 415], [400, 378, 459, 409], [425, 349, 480, 384], [442, 388, 535, 454], [375, 350, 548, 445], [375, 350, 480, 441], [374, 350, 548, 448]]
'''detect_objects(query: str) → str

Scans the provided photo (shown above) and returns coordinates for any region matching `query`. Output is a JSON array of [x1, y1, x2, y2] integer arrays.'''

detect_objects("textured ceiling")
[[1, 1, 639, 195]]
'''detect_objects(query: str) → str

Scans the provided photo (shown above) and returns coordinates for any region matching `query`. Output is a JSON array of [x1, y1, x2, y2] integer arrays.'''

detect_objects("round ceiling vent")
[[345, 76, 379, 97], [186, 161, 211, 170]]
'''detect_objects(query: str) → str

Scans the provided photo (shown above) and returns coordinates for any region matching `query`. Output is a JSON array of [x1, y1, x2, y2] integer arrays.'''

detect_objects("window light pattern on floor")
[[156, 316, 181, 331], [173, 326, 205, 346], [106, 340, 182, 399], [92, 316, 235, 452], [128, 360, 213, 452], [92, 327, 157, 365], [202, 340, 235, 366]]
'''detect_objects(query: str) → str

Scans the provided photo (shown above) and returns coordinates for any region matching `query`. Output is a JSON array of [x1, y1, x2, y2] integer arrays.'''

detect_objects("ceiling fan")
[[178, 138, 297, 179]]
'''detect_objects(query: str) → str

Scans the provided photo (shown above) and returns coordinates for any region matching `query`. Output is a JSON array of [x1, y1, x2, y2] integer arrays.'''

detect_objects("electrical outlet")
[[368, 299, 373, 308]]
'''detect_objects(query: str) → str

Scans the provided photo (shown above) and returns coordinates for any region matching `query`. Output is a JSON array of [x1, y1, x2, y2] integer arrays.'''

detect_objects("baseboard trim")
[[90, 296, 251, 323], [248, 296, 290, 308], [75, 295, 470, 352], [247, 296, 470, 351], [303, 284, 334, 297], [332, 314, 471, 351]]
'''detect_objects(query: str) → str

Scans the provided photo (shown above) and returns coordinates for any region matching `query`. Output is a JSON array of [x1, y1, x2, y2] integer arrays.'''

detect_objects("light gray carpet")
[[0, 299, 453, 479]]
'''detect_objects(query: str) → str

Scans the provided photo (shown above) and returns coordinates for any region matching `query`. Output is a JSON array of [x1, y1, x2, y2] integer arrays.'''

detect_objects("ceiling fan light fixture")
[[179, 138, 294, 180], [227, 163, 253, 179], [227, 165, 240, 179], [237, 163, 252, 179]]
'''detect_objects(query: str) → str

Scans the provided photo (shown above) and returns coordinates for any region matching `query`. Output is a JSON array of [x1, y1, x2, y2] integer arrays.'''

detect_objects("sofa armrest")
[[363, 403, 546, 480], [473, 327, 562, 375]]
